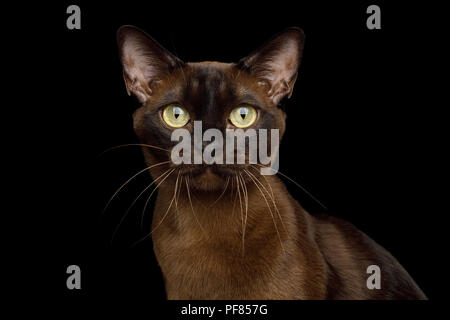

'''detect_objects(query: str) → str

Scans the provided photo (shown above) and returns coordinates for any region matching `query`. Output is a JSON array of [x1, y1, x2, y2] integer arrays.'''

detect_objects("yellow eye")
[[162, 104, 190, 128], [229, 105, 257, 128]]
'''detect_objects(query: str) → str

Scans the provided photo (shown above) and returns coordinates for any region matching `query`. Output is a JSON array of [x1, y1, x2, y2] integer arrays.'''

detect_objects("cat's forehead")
[[182, 62, 266, 105], [148, 61, 269, 111], [186, 62, 233, 88]]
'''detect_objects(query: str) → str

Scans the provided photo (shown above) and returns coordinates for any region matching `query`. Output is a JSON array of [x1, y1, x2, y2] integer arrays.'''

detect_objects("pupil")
[[173, 107, 181, 119], [239, 108, 247, 119]]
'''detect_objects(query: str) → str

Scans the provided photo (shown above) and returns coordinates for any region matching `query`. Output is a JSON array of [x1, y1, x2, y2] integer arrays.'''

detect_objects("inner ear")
[[237, 28, 305, 105], [117, 25, 184, 103]]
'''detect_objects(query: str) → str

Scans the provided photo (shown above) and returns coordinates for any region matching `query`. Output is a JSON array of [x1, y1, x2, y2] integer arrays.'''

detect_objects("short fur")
[[117, 25, 426, 299]]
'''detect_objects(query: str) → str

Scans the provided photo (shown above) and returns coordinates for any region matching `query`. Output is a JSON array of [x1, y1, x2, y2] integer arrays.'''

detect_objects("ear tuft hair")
[[117, 25, 184, 103], [238, 28, 305, 105]]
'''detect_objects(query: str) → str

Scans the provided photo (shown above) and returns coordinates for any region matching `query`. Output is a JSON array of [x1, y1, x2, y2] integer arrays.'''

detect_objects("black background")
[[16, 0, 443, 315]]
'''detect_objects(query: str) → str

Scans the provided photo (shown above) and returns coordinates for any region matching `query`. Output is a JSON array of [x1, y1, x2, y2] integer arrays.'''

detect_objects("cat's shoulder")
[[311, 213, 396, 262], [309, 213, 427, 299]]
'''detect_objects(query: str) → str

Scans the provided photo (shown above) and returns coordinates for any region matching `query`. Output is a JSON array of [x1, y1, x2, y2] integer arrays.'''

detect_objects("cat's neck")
[[151, 174, 304, 247]]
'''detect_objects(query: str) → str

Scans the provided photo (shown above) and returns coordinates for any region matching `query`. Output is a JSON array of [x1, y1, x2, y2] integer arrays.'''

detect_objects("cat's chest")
[[153, 228, 320, 299], [155, 230, 249, 271], [153, 235, 280, 298], [152, 202, 283, 276], [155, 224, 277, 274]]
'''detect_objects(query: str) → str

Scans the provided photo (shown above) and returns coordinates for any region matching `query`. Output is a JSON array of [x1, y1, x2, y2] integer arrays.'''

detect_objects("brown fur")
[[149, 173, 425, 299], [117, 26, 427, 299]]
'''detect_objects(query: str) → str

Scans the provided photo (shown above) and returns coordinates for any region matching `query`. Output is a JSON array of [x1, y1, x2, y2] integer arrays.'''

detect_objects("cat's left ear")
[[237, 28, 305, 105]]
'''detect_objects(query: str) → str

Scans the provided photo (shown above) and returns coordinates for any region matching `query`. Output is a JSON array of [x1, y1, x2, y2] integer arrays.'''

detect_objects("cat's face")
[[117, 26, 304, 191]]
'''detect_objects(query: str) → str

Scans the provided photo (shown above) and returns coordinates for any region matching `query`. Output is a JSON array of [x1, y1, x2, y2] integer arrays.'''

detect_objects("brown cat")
[[116, 25, 426, 299]]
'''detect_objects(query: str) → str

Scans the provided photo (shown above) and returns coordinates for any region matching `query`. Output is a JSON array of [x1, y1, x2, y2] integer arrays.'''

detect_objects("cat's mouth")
[[179, 165, 247, 191]]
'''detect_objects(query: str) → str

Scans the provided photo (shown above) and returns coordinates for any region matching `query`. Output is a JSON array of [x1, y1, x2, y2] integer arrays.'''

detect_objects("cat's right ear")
[[237, 28, 305, 106], [117, 25, 184, 103]]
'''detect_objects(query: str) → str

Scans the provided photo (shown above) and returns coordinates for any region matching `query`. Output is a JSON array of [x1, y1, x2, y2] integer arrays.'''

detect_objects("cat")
[[116, 25, 426, 299]]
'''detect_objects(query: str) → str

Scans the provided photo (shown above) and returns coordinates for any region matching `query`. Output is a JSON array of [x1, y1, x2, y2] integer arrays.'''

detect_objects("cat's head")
[[117, 26, 304, 191]]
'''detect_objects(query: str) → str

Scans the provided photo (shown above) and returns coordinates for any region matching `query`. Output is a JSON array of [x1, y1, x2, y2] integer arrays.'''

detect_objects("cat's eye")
[[229, 105, 257, 128], [162, 104, 190, 128]]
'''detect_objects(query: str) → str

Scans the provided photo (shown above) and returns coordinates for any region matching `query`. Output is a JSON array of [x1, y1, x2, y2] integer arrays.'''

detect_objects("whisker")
[[235, 175, 245, 256], [237, 173, 248, 257], [230, 176, 235, 200], [174, 170, 182, 212], [102, 161, 170, 215], [252, 166, 275, 201], [173, 171, 183, 226], [238, 172, 249, 236], [98, 143, 169, 157], [140, 168, 175, 229], [110, 167, 172, 243], [232, 176, 238, 212], [254, 164, 328, 211], [244, 169, 285, 252], [132, 169, 179, 247], [208, 176, 230, 208], [185, 176, 206, 235], [247, 167, 287, 234]]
